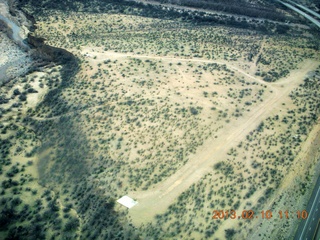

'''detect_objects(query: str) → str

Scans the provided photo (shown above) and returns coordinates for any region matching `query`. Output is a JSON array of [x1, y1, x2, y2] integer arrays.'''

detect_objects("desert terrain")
[[1, 0, 320, 239]]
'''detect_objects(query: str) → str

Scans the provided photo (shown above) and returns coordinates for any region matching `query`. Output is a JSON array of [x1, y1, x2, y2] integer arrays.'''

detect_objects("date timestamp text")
[[212, 210, 308, 220]]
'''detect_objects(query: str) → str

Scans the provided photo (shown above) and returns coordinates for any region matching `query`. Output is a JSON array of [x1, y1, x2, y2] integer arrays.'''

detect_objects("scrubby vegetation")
[[1, 0, 319, 239], [143, 67, 320, 239]]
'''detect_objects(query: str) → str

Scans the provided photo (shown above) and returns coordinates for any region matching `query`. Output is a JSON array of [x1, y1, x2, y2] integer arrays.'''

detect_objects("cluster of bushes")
[[158, 0, 288, 21], [20, 0, 291, 34]]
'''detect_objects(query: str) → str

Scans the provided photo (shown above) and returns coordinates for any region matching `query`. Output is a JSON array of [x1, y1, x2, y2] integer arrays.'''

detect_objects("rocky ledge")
[[0, 0, 78, 85]]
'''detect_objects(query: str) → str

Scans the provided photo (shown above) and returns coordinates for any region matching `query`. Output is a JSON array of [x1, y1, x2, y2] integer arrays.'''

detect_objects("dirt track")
[[83, 50, 268, 86], [125, 59, 318, 225], [81, 49, 318, 225]]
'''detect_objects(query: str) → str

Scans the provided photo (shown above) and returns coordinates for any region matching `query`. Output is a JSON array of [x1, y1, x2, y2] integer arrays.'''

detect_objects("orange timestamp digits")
[[212, 210, 308, 220], [212, 210, 238, 219]]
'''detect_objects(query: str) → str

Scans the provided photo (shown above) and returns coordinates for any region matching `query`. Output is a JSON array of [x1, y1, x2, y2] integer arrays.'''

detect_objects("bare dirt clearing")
[[26, 10, 320, 239], [125, 59, 318, 225], [82, 49, 268, 87], [77, 47, 320, 226]]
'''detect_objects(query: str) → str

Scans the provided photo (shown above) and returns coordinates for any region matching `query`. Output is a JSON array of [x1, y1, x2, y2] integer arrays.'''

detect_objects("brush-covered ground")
[[1, 1, 320, 239]]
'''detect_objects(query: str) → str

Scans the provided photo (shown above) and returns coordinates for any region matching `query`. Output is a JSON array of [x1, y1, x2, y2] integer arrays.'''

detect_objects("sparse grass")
[[1, 4, 319, 240]]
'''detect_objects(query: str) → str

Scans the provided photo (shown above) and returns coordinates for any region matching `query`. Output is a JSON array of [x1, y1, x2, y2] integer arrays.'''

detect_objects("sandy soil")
[[78, 47, 319, 225], [81, 49, 268, 86], [247, 120, 320, 239], [122, 59, 319, 225]]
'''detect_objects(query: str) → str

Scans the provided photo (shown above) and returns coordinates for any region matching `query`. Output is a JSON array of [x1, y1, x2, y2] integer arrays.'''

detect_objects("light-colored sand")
[[79, 47, 319, 225], [124, 59, 319, 225]]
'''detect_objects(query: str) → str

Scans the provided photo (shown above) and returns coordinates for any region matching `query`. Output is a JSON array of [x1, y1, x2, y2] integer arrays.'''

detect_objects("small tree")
[[225, 228, 236, 239]]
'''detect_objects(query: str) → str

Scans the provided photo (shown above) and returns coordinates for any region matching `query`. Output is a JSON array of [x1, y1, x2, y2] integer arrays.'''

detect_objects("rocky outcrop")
[[27, 34, 77, 65], [0, 0, 78, 85]]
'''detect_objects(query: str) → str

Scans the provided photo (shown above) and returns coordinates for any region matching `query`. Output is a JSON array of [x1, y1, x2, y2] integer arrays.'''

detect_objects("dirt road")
[[81, 49, 318, 225], [83, 50, 268, 86], [125, 59, 318, 225]]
